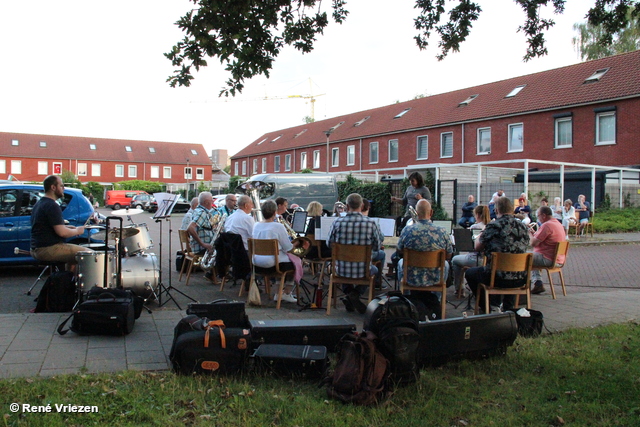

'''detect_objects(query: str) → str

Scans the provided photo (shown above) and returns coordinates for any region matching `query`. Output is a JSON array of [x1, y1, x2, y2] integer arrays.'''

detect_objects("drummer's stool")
[[26, 261, 66, 296]]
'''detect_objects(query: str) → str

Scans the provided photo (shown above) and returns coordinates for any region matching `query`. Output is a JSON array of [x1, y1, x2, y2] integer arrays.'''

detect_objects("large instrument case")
[[252, 344, 329, 378], [249, 318, 356, 352]]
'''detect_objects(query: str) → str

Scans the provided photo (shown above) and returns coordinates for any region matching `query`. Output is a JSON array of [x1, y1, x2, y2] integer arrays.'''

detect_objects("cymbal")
[[84, 225, 106, 229], [111, 208, 144, 216]]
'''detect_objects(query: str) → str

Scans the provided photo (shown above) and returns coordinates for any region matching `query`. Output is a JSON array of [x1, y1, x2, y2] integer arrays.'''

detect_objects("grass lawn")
[[2, 322, 639, 426]]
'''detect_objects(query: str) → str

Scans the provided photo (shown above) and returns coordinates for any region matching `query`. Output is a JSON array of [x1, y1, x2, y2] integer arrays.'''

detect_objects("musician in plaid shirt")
[[328, 193, 383, 313]]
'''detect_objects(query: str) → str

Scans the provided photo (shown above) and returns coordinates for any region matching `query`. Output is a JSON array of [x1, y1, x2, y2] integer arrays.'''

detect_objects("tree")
[[166, 1, 640, 96], [573, 5, 639, 60]]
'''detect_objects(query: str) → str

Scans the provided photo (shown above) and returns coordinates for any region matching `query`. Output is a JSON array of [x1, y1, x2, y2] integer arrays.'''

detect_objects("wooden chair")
[[532, 241, 570, 299], [303, 235, 332, 288], [244, 238, 295, 309], [177, 229, 203, 286], [399, 249, 448, 319], [474, 252, 533, 315], [569, 210, 594, 237], [326, 243, 375, 315]]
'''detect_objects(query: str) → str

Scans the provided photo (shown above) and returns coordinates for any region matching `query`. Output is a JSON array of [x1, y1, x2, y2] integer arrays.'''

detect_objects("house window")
[[252, 159, 258, 174], [11, 139, 19, 146], [150, 166, 159, 178], [274, 156, 281, 172], [347, 145, 355, 166], [125, 146, 132, 152], [164, 166, 172, 179], [313, 150, 320, 169], [149, 147, 156, 153], [394, 108, 411, 119], [196, 168, 204, 180], [285, 154, 291, 171], [191, 149, 198, 155], [440, 132, 453, 158], [596, 111, 616, 145], [92, 164, 101, 177], [477, 128, 491, 155], [77, 163, 87, 176], [388, 139, 399, 162], [89, 144, 96, 150], [300, 152, 307, 170], [331, 148, 340, 167], [115, 164, 124, 177], [38, 161, 48, 175], [508, 123, 524, 152], [0, 160, 5, 174], [241, 161, 246, 176], [505, 85, 526, 98], [555, 117, 573, 148], [185, 167, 192, 179], [369, 142, 379, 164], [128, 165, 137, 178], [417, 136, 428, 160], [262, 158, 267, 173], [39, 141, 47, 148], [234, 163, 239, 176]]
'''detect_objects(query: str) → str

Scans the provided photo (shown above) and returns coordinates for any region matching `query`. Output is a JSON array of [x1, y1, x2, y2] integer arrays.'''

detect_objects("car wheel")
[[135, 204, 143, 209], [113, 203, 121, 210]]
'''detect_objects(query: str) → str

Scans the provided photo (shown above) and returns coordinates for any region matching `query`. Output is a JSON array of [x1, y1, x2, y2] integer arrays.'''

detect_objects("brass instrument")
[[406, 205, 419, 227], [201, 213, 227, 270], [236, 180, 268, 222], [277, 217, 311, 258]]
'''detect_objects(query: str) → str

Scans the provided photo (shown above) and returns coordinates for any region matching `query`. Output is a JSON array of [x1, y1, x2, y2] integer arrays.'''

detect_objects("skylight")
[[394, 108, 411, 119], [505, 85, 526, 98], [294, 129, 308, 138], [459, 94, 478, 106], [125, 146, 132, 152], [584, 68, 610, 83], [149, 147, 156, 153], [257, 137, 267, 145], [271, 135, 282, 142], [191, 149, 198, 155], [89, 144, 96, 150], [11, 140, 18, 146], [39, 141, 47, 148], [329, 121, 345, 132], [354, 116, 370, 127]]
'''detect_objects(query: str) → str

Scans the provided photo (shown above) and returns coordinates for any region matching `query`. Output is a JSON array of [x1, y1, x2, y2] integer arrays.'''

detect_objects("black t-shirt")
[[31, 197, 65, 249]]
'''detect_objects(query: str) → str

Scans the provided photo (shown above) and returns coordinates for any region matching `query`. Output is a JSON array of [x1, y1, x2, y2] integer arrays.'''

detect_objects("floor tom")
[[120, 253, 159, 299], [76, 250, 116, 292]]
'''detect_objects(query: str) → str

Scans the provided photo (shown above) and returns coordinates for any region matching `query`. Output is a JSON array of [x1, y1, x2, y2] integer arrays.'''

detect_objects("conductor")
[[30, 175, 89, 271]]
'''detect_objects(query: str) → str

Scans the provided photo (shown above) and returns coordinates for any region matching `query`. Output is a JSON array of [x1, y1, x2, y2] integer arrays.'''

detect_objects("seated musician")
[[361, 199, 386, 284], [253, 200, 303, 303], [224, 195, 255, 251], [30, 175, 90, 272], [275, 197, 291, 223], [305, 201, 331, 259], [186, 192, 215, 256]]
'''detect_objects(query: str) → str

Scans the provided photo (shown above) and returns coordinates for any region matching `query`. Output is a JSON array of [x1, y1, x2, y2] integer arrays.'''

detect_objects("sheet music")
[[370, 217, 395, 237], [153, 192, 179, 218], [317, 216, 338, 241]]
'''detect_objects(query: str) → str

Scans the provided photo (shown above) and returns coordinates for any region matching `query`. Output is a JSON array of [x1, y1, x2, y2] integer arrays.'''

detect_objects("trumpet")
[[201, 213, 227, 270], [277, 216, 311, 258]]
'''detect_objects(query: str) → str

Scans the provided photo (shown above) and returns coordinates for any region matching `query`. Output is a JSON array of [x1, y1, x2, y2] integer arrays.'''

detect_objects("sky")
[[0, 1, 595, 158]]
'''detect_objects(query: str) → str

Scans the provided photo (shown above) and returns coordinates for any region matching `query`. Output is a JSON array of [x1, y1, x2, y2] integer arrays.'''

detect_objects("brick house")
[[230, 51, 640, 178], [0, 133, 212, 187]]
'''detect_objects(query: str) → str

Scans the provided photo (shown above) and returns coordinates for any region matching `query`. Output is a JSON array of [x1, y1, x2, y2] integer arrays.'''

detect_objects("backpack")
[[363, 292, 421, 385], [34, 271, 77, 312], [325, 332, 390, 406]]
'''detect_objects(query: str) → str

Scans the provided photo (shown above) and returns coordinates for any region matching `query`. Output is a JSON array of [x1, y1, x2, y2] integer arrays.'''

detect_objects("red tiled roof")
[[232, 50, 640, 159], [1, 132, 212, 165]]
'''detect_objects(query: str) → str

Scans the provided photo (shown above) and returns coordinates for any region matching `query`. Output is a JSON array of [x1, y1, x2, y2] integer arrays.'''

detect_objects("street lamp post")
[[186, 158, 190, 198], [324, 130, 333, 173]]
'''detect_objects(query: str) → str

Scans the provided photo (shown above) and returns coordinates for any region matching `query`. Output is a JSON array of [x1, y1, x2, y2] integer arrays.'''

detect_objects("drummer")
[[30, 175, 92, 272]]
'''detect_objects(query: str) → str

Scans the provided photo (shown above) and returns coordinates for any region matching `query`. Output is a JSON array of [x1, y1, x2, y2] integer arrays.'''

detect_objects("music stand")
[[152, 195, 196, 309]]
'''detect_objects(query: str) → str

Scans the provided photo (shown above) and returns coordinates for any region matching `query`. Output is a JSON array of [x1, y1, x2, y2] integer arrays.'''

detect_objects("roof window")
[[294, 129, 308, 138], [39, 141, 47, 148], [354, 116, 370, 127], [125, 146, 132, 152], [505, 85, 526, 98], [394, 108, 411, 118], [271, 135, 283, 142], [149, 147, 156, 153], [329, 121, 345, 132], [191, 149, 198, 155], [459, 94, 478, 106], [89, 144, 97, 150], [11, 139, 19, 146], [257, 137, 267, 145], [584, 68, 610, 83]]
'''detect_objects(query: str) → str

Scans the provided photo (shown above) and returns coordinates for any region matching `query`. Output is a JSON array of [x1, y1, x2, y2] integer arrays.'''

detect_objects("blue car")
[[0, 183, 96, 265]]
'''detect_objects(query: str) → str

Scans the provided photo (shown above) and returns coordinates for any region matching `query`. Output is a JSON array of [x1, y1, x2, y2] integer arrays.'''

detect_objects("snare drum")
[[120, 253, 159, 299], [76, 251, 116, 292], [121, 223, 153, 255]]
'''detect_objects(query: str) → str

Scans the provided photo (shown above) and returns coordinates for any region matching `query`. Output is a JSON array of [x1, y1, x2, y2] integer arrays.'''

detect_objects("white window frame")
[[416, 136, 428, 160], [77, 162, 87, 176], [0, 160, 5, 174], [274, 156, 281, 172], [125, 146, 132, 152], [477, 127, 491, 155], [508, 123, 524, 153], [388, 139, 399, 162], [37, 161, 48, 175], [11, 160, 22, 174], [196, 168, 204, 180], [331, 148, 340, 167], [347, 145, 355, 166], [285, 154, 291, 171], [262, 158, 267, 173], [128, 165, 137, 178], [164, 166, 172, 179], [252, 159, 258, 174], [369, 142, 379, 164], [115, 164, 124, 177], [234, 162, 239, 176], [184, 166, 193, 180], [300, 152, 307, 170], [440, 132, 453, 158], [554, 117, 573, 149], [92, 163, 101, 177], [313, 150, 320, 169], [150, 165, 160, 178], [595, 111, 616, 145], [241, 161, 246, 176]]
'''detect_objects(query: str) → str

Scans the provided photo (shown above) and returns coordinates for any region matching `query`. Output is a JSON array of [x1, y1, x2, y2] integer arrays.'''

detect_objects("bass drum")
[[120, 253, 159, 299], [76, 251, 116, 292]]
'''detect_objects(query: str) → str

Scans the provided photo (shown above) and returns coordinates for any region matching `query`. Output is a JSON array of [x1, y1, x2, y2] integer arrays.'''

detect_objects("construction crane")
[[260, 92, 325, 121]]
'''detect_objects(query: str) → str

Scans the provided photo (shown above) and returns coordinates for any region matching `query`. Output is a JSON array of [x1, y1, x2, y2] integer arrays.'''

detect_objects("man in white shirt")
[[224, 195, 255, 251]]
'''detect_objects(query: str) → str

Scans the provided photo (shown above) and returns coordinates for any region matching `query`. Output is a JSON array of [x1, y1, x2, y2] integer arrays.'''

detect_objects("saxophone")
[[201, 213, 227, 270], [277, 216, 311, 258]]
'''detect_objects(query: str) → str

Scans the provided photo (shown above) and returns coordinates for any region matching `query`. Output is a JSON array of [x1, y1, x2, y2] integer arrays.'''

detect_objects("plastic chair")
[[532, 241, 570, 299], [177, 229, 203, 286], [474, 252, 533, 315], [399, 248, 448, 319], [246, 238, 295, 309], [326, 243, 375, 315]]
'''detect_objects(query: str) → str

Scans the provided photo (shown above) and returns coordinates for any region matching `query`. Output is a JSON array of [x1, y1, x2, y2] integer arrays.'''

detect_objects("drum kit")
[[75, 207, 159, 301]]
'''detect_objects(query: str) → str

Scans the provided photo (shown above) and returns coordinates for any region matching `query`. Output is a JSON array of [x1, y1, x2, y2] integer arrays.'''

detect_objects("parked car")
[[148, 195, 190, 214], [0, 183, 96, 265], [105, 190, 148, 210], [130, 193, 153, 210]]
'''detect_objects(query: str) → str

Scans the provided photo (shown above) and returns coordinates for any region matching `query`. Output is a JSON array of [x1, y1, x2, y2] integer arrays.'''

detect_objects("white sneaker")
[[279, 293, 297, 303]]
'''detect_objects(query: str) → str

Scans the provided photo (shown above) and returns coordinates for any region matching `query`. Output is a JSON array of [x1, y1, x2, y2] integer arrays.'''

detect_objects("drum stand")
[[154, 213, 195, 310]]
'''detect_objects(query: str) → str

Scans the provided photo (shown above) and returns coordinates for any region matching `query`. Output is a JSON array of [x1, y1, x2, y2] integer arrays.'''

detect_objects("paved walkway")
[[1, 232, 638, 379]]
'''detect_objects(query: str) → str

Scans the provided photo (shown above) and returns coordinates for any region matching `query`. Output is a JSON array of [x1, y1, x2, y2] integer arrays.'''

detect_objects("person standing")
[[391, 171, 432, 234], [30, 175, 89, 271], [529, 206, 566, 295]]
